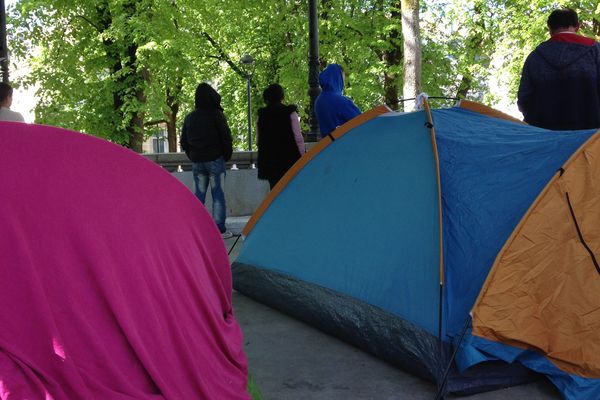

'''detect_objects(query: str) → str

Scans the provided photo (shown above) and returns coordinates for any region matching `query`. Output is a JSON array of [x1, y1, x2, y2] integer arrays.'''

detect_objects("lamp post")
[[0, 0, 9, 83], [307, 0, 321, 141], [240, 54, 255, 152]]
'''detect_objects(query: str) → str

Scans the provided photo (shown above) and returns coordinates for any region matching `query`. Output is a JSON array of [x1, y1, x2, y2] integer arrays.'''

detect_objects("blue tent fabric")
[[459, 334, 600, 400], [432, 108, 595, 339], [234, 105, 600, 397], [235, 110, 449, 384], [238, 110, 442, 334], [432, 108, 597, 398]]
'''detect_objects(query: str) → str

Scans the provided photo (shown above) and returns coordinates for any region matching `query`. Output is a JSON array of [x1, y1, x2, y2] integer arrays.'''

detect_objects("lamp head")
[[240, 54, 255, 78], [240, 54, 255, 66]]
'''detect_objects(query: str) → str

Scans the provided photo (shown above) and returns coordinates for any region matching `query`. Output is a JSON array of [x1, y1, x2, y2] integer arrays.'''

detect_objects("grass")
[[248, 374, 263, 400]]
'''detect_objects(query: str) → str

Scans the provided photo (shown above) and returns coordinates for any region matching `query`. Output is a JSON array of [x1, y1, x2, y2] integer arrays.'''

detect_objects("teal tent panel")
[[238, 111, 442, 334]]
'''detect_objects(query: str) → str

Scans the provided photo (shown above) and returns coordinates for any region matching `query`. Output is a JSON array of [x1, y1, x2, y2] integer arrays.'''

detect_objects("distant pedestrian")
[[180, 83, 234, 239], [0, 82, 25, 122], [315, 64, 361, 138], [517, 8, 600, 130], [257, 84, 305, 189]]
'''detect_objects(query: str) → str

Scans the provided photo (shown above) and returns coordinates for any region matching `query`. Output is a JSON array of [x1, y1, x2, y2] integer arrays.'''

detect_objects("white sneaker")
[[221, 231, 234, 239]]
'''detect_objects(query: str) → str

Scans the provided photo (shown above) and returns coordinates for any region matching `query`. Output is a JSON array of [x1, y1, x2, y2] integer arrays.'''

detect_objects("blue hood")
[[319, 64, 344, 94]]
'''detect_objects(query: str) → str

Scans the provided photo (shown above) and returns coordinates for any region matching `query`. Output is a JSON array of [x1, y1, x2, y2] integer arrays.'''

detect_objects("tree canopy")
[[7, 0, 600, 151]]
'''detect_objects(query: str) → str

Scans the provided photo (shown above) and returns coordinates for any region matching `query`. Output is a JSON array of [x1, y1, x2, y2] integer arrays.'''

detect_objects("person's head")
[[547, 8, 579, 35], [318, 63, 345, 94], [263, 83, 285, 106], [194, 82, 222, 110], [0, 82, 13, 107]]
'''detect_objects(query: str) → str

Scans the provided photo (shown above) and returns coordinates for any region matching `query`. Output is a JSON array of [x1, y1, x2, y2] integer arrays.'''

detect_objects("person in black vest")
[[257, 84, 305, 189]]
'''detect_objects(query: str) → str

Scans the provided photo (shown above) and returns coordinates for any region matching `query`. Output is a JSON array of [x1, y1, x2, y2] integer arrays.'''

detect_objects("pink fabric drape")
[[0, 122, 249, 399]]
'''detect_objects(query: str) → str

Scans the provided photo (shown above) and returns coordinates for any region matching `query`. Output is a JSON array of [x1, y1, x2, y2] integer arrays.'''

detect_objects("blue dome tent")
[[232, 101, 600, 399]]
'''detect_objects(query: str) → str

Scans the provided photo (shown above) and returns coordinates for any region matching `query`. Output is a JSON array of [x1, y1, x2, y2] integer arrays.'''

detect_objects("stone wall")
[[172, 169, 270, 217], [145, 147, 317, 217]]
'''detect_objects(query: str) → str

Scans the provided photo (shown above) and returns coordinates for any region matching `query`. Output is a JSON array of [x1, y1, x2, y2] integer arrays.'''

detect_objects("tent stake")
[[434, 317, 471, 400], [227, 234, 242, 257]]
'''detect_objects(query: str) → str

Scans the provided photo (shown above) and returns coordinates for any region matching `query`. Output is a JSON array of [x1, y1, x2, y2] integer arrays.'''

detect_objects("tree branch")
[[345, 25, 364, 36], [201, 31, 245, 77], [74, 15, 104, 33]]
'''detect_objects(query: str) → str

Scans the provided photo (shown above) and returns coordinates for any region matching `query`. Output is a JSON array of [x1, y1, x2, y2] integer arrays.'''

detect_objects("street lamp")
[[0, 0, 9, 83], [307, 0, 321, 141], [240, 54, 255, 152]]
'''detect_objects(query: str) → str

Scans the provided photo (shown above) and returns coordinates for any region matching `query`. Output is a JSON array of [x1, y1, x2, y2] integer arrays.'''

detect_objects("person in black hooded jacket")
[[518, 8, 600, 130], [257, 84, 305, 189], [180, 83, 233, 238]]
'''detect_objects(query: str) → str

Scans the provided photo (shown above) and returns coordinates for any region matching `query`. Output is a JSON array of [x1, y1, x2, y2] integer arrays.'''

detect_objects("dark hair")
[[263, 84, 284, 105], [547, 8, 579, 31], [0, 82, 13, 103]]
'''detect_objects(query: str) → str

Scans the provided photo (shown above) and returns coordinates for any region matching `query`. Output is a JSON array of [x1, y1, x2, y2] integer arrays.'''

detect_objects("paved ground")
[[224, 217, 562, 400]]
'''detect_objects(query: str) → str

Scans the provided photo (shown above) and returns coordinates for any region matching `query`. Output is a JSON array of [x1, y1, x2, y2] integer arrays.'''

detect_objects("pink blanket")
[[0, 122, 249, 399]]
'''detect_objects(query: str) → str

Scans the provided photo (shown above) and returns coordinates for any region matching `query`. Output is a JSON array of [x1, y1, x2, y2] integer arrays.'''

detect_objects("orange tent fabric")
[[472, 131, 600, 379]]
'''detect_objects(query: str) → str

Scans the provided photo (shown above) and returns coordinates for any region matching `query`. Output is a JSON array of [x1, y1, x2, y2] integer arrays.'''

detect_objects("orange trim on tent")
[[458, 100, 525, 124], [242, 105, 391, 236], [423, 100, 445, 285], [471, 129, 600, 378]]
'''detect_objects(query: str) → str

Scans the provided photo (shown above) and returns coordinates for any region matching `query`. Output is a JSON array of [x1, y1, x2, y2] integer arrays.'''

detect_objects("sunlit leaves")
[[8, 0, 599, 148]]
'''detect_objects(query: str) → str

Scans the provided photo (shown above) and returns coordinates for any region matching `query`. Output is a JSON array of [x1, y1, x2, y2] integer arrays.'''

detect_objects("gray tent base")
[[232, 262, 538, 395]]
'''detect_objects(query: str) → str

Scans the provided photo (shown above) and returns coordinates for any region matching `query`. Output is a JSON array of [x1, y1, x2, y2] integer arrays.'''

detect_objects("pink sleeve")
[[290, 112, 305, 155]]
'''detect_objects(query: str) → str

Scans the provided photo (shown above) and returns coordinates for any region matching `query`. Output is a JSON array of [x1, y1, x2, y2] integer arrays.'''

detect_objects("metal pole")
[[246, 74, 252, 151], [307, 0, 320, 141], [0, 0, 9, 83]]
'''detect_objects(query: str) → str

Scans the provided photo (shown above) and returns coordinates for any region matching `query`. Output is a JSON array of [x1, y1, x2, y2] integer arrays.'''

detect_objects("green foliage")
[[247, 374, 262, 400], [7, 0, 600, 149]]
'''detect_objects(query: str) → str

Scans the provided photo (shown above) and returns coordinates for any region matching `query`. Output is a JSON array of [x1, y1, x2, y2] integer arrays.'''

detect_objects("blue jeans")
[[192, 157, 227, 233]]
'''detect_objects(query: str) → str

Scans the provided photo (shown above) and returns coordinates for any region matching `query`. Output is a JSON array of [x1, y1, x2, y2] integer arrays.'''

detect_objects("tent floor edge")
[[446, 362, 540, 395], [232, 262, 541, 395], [232, 261, 442, 383]]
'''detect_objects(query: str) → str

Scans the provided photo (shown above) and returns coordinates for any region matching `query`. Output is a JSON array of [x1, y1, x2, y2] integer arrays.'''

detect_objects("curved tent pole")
[[423, 99, 447, 396], [423, 98, 445, 334]]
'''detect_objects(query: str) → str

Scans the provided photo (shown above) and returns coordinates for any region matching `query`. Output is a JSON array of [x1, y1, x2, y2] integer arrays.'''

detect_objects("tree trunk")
[[401, 0, 421, 102], [126, 45, 147, 153], [96, 2, 147, 153], [453, 3, 486, 100], [165, 83, 181, 152], [456, 74, 472, 99], [382, 2, 403, 110], [453, 37, 482, 99], [373, 0, 403, 110]]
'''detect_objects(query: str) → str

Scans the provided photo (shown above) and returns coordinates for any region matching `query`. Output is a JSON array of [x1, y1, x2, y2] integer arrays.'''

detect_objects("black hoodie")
[[517, 34, 600, 130], [180, 83, 233, 162]]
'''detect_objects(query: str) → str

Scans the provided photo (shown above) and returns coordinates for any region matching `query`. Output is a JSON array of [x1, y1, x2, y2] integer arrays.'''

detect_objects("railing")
[[144, 143, 317, 171], [143, 151, 258, 172]]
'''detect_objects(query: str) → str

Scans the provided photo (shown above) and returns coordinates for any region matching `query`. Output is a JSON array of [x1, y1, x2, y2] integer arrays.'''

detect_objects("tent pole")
[[423, 98, 446, 395], [227, 234, 242, 256], [433, 318, 471, 400]]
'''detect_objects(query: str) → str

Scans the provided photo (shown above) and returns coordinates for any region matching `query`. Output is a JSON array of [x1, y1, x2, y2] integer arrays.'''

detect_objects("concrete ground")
[[224, 217, 562, 400]]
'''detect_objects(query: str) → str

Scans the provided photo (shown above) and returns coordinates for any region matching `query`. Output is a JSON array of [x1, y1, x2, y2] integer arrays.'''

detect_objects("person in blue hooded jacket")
[[315, 64, 361, 139]]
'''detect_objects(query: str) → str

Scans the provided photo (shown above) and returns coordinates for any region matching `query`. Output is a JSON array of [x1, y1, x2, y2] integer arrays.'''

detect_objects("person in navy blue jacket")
[[517, 8, 600, 130], [315, 64, 361, 139]]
